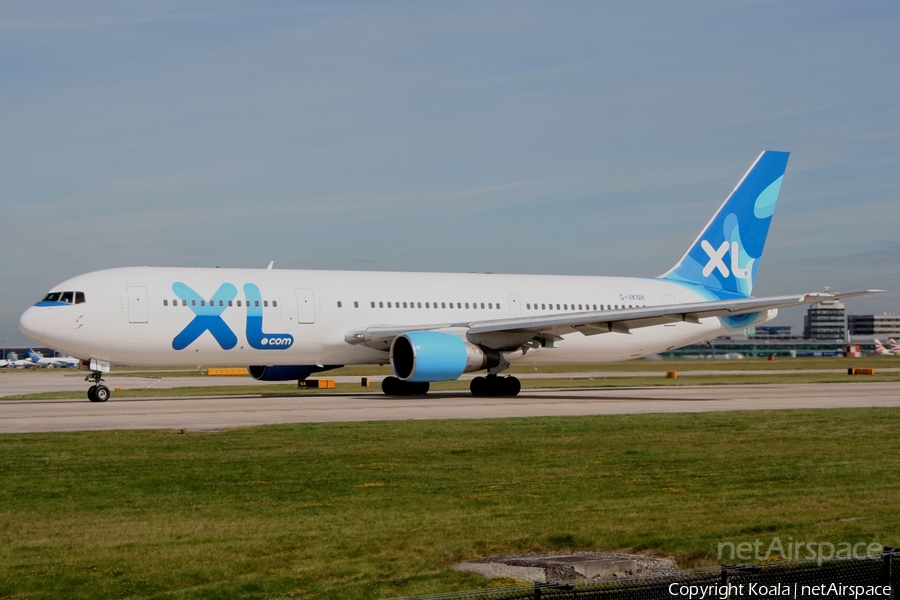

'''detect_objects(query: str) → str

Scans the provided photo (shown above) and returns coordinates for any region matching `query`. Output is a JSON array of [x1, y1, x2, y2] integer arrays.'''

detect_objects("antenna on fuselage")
[[266, 261, 274, 270]]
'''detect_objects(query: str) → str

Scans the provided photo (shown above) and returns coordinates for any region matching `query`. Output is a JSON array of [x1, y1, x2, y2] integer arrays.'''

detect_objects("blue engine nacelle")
[[390, 331, 499, 382], [248, 365, 340, 381]]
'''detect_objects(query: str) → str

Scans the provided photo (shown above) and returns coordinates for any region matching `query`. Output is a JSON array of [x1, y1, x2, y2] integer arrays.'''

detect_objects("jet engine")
[[390, 331, 500, 382]]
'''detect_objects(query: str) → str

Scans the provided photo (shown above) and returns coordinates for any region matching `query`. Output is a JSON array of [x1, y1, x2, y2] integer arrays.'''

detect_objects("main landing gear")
[[379, 375, 520, 397], [381, 377, 430, 396], [85, 371, 110, 403], [469, 374, 521, 397]]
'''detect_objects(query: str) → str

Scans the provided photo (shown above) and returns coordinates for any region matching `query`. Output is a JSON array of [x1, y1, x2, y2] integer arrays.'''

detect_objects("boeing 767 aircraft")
[[18, 151, 877, 402]]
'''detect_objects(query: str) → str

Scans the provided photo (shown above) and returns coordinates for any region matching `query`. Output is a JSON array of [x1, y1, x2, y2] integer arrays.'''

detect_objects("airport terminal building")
[[848, 313, 900, 336]]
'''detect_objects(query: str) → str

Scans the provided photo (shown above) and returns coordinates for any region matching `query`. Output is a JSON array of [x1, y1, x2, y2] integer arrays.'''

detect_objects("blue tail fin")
[[661, 151, 789, 297]]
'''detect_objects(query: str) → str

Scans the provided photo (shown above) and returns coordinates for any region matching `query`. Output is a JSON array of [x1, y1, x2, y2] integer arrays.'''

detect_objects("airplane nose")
[[19, 307, 45, 342]]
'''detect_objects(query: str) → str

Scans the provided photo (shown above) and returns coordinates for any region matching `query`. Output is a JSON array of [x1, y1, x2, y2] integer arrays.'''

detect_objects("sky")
[[1, 1, 899, 345]]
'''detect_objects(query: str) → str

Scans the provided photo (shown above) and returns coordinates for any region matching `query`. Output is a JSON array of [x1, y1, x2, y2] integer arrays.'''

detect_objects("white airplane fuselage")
[[19, 266, 754, 368]]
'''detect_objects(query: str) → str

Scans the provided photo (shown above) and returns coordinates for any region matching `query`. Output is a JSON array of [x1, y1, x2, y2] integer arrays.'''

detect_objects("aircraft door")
[[295, 288, 316, 324], [127, 286, 149, 323], [507, 295, 521, 318]]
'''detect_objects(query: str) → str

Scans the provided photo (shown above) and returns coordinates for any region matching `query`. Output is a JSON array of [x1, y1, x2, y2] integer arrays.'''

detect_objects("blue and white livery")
[[663, 151, 789, 298], [18, 151, 877, 401]]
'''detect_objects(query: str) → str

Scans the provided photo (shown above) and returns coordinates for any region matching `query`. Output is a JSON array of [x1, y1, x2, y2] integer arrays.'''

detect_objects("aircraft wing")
[[346, 290, 880, 351]]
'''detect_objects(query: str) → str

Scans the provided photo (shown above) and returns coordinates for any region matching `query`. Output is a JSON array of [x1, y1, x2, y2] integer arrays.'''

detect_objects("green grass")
[[0, 409, 898, 599]]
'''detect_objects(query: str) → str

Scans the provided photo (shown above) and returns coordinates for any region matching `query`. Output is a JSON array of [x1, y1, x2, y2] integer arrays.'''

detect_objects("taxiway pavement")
[[1, 381, 898, 434]]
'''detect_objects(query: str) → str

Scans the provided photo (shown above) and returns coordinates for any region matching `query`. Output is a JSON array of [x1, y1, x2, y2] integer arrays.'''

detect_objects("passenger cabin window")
[[337, 301, 342, 308], [254, 300, 260, 307], [371, 301, 376, 308], [163, 299, 168, 306], [273, 300, 278, 307], [354, 301, 359, 308], [236, 300, 241, 307]]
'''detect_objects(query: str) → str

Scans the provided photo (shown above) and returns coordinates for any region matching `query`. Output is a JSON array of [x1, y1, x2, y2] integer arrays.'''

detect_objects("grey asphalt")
[[1, 375, 898, 433], [4, 367, 900, 398]]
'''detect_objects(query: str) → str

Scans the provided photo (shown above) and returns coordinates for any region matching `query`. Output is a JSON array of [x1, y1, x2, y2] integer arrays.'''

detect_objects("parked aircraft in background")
[[0, 352, 17, 368], [0, 350, 77, 368], [874, 340, 900, 356], [24, 349, 79, 368], [18, 151, 878, 402]]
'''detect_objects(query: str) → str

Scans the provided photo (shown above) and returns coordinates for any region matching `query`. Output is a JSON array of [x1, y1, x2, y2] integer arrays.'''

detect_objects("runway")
[[1, 381, 898, 434]]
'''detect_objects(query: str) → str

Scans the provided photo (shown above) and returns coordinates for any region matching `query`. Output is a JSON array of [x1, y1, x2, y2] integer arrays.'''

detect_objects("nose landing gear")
[[85, 371, 110, 402]]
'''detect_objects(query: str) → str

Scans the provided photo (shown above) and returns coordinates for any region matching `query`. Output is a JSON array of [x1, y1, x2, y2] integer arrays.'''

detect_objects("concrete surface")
[[1, 378, 898, 433]]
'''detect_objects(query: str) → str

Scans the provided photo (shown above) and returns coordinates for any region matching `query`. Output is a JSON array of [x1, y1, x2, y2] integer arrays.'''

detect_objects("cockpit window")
[[40, 291, 86, 305]]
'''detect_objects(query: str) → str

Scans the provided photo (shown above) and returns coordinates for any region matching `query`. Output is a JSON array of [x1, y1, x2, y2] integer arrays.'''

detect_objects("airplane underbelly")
[[530, 321, 721, 364]]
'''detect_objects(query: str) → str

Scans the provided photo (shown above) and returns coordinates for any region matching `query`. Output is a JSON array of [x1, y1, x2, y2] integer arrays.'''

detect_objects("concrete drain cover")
[[535, 556, 637, 578], [454, 552, 677, 583]]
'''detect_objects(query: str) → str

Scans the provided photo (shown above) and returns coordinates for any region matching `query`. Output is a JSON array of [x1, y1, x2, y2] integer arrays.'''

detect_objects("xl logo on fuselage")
[[700, 240, 754, 280], [171, 282, 294, 351]]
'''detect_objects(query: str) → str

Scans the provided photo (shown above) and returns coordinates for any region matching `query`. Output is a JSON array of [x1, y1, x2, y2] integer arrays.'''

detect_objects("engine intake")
[[390, 331, 499, 382]]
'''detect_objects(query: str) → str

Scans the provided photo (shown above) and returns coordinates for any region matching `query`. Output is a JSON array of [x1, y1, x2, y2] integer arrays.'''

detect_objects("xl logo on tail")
[[700, 240, 754, 280]]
